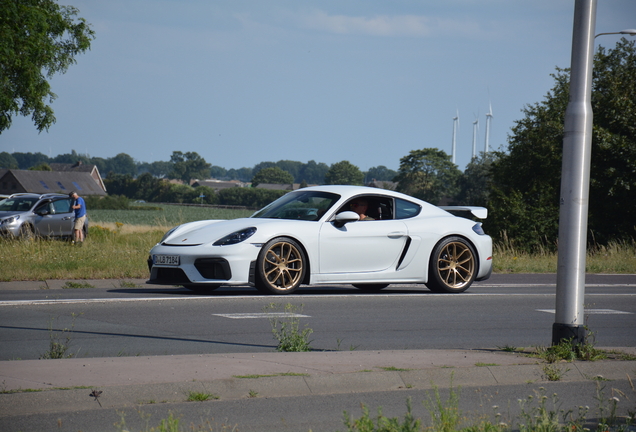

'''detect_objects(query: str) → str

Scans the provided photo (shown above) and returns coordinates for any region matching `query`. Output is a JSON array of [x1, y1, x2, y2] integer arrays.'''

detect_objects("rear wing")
[[439, 206, 487, 219]]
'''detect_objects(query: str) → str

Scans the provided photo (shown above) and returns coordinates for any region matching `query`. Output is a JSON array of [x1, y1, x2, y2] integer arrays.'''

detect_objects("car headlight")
[[472, 223, 485, 235], [160, 226, 179, 244], [1, 215, 19, 226], [213, 227, 257, 246]]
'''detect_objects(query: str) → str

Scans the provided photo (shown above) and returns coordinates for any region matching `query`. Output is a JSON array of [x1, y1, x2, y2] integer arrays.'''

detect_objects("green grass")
[[89, 203, 254, 227], [0, 203, 634, 282], [186, 391, 218, 402]]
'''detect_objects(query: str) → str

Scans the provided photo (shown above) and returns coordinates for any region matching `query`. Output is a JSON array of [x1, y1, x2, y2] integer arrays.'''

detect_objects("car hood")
[[161, 217, 317, 246]]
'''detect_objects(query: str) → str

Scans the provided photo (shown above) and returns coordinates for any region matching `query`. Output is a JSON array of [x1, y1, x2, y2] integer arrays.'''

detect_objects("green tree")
[[251, 166, 294, 187], [168, 151, 211, 184], [365, 165, 397, 182], [0, 152, 19, 169], [324, 160, 364, 185], [50, 149, 90, 165], [28, 162, 52, 171], [108, 153, 137, 176], [488, 38, 636, 249], [0, 0, 95, 132], [11, 151, 49, 169], [394, 148, 461, 204], [226, 167, 253, 182], [210, 165, 227, 179], [455, 153, 495, 206], [298, 160, 328, 184]]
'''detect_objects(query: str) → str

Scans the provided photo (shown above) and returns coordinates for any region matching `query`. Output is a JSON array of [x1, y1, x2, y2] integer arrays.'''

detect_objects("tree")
[[324, 161, 364, 185], [298, 160, 329, 184], [365, 165, 397, 182], [109, 153, 137, 176], [455, 153, 496, 206], [251, 167, 294, 187], [0, 0, 95, 133], [0, 152, 19, 169], [209, 165, 227, 179], [11, 151, 49, 169], [394, 148, 461, 204], [487, 38, 636, 249], [28, 163, 52, 171], [168, 151, 211, 184]]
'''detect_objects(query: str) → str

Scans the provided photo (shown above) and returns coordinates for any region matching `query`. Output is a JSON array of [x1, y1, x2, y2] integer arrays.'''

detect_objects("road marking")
[[537, 309, 633, 315], [1, 292, 635, 306], [213, 313, 310, 319]]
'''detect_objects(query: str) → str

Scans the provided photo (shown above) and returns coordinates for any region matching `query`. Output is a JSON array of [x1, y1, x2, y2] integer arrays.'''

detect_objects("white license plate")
[[154, 255, 180, 266]]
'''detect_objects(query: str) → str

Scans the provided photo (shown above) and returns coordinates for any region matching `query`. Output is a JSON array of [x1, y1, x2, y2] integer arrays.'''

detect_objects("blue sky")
[[2, 0, 635, 172]]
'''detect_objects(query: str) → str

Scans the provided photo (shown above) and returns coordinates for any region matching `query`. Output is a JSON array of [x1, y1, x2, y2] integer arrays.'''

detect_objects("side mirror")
[[333, 211, 360, 228], [36, 209, 50, 216]]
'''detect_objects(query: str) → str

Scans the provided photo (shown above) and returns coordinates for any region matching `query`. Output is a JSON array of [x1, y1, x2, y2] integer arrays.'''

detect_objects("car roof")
[[297, 185, 422, 202], [8, 193, 69, 200]]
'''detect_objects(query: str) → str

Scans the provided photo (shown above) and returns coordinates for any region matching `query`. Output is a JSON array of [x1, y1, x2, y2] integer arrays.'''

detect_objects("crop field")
[[89, 204, 254, 229]]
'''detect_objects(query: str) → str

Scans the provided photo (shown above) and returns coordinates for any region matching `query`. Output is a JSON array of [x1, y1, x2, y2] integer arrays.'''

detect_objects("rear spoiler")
[[439, 206, 488, 219]]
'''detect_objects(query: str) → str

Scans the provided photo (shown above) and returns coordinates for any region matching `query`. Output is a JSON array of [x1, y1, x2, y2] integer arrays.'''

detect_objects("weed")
[[497, 345, 518, 352], [248, 389, 258, 398], [378, 366, 412, 372], [475, 363, 498, 367], [343, 397, 422, 432], [39, 313, 81, 359], [542, 364, 570, 381], [534, 327, 607, 363], [423, 378, 463, 432], [62, 281, 95, 289], [119, 280, 139, 288], [264, 303, 313, 352], [186, 391, 218, 402]]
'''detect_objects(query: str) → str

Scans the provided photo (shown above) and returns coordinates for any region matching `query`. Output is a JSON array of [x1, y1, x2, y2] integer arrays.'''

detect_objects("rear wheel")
[[426, 236, 476, 293], [255, 237, 306, 295], [352, 284, 389, 292]]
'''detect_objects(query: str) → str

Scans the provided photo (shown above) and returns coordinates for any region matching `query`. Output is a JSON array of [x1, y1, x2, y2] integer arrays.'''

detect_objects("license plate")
[[154, 255, 180, 266]]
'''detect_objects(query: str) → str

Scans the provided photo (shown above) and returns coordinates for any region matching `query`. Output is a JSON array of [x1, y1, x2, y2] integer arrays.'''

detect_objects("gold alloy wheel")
[[262, 240, 304, 290], [436, 240, 475, 289]]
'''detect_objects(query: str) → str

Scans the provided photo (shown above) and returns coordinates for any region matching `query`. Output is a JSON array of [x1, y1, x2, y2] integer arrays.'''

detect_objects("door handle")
[[387, 231, 406, 239]]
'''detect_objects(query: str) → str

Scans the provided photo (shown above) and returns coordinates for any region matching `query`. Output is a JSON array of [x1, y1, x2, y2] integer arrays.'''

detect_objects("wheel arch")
[[262, 234, 312, 285], [427, 234, 481, 280]]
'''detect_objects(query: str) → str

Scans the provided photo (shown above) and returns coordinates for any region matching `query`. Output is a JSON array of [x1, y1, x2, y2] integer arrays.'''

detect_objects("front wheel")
[[426, 237, 476, 293], [255, 237, 306, 294]]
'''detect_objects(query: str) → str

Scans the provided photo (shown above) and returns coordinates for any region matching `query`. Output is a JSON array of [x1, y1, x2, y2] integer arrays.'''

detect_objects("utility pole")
[[553, 0, 597, 345]]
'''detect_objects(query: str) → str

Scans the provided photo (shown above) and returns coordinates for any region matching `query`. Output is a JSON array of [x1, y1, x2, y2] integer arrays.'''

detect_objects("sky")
[[2, 0, 635, 173]]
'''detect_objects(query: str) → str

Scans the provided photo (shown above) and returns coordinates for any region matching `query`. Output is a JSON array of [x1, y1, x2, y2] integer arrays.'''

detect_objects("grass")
[[264, 303, 314, 352], [186, 391, 218, 402], [0, 204, 634, 281], [39, 313, 80, 359], [493, 238, 636, 273]]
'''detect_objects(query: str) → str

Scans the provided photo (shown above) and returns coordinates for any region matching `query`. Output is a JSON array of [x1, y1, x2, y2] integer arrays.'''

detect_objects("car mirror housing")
[[333, 211, 360, 228]]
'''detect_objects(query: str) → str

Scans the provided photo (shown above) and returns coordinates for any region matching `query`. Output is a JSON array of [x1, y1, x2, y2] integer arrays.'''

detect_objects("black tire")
[[19, 224, 34, 240], [184, 284, 221, 293], [255, 237, 306, 295], [426, 236, 477, 293], [352, 284, 389, 291]]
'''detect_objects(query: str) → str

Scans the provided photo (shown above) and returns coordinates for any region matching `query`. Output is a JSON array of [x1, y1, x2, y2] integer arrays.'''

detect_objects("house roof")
[[0, 170, 107, 196]]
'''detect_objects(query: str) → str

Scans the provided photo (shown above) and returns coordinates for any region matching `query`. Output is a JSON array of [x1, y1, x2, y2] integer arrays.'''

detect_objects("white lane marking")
[[1, 293, 635, 306], [537, 309, 633, 315], [213, 313, 310, 319]]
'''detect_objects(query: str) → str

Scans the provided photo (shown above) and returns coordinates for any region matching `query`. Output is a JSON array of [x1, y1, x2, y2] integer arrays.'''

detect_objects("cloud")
[[295, 9, 480, 38]]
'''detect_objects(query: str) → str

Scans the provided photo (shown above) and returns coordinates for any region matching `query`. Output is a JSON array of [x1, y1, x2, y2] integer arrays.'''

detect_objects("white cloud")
[[296, 9, 481, 38]]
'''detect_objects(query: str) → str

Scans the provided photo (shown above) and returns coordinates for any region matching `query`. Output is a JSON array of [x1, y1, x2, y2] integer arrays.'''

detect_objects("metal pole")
[[553, 0, 597, 345]]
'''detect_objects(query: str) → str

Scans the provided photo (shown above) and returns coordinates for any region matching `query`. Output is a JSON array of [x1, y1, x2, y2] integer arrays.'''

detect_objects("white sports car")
[[147, 185, 492, 294]]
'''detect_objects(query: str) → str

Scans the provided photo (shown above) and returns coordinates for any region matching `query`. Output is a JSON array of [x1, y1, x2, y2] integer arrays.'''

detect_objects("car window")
[[336, 196, 394, 220], [395, 198, 421, 219], [52, 199, 72, 213], [0, 198, 38, 212], [34, 201, 54, 214], [252, 191, 340, 221]]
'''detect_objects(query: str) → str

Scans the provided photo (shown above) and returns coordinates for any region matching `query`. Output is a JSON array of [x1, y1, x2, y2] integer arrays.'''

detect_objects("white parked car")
[[147, 185, 492, 294]]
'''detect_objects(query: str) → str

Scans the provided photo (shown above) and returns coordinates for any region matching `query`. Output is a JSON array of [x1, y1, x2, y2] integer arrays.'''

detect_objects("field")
[[0, 204, 634, 282]]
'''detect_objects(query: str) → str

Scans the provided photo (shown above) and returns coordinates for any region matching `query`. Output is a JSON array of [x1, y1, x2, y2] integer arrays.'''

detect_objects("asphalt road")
[[1, 274, 634, 361]]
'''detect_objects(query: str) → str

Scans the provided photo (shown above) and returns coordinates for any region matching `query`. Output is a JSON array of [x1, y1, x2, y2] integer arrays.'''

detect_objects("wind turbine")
[[472, 114, 479, 160], [451, 110, 459, 164], [484, 102, 493, 154]]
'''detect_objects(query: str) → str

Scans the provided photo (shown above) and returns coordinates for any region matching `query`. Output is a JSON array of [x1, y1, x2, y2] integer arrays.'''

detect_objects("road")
[[1, 274, 634, 361]]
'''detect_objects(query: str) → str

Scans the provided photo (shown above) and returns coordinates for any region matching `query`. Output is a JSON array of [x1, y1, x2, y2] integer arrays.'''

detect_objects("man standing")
[[69, 191, 86, 244]]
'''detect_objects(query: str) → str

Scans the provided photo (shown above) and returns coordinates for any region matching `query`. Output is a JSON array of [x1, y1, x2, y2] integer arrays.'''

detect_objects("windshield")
[[0, 197, 38, 212], [251, 191, 340, 221]]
